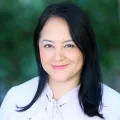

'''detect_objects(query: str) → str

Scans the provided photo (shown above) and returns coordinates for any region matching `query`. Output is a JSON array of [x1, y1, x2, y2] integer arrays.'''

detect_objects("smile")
[[52, 64, 68, 70]]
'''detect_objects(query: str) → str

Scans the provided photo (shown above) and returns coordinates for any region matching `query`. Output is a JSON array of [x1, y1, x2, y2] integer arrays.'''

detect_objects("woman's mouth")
[[52, 64, 68, 70]]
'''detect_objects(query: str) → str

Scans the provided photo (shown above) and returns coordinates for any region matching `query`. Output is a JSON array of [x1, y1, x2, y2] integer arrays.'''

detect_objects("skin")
[[39, 17, 84, 100]]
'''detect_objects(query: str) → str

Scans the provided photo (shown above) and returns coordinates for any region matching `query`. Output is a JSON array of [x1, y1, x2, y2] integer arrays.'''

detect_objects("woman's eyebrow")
[[40, 39, 73, 43], [62, 40, 73, 43], [40, 40, 54, 43]]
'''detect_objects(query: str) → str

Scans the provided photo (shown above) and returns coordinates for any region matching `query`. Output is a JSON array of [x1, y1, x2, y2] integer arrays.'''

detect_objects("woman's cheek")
[[40, 48, 52, 62]]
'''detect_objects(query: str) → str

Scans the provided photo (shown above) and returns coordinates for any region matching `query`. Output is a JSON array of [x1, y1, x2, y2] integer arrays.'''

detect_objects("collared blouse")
[[0, 77, 120, 120]]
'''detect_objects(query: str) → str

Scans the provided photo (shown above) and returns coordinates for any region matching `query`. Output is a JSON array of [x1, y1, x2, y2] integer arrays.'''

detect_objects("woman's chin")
[[49, 76, 68, 83]]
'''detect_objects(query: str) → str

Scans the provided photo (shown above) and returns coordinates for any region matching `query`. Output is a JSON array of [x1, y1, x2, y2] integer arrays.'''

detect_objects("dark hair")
[[17, 1, 104, 119]]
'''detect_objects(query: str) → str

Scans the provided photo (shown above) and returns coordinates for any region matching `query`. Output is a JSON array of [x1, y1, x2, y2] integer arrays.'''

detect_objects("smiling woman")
[[0, 1, 120, 120]]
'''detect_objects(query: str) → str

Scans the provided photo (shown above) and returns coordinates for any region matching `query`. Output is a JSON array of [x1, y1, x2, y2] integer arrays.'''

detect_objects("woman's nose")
[[53, 49, 65, 62]]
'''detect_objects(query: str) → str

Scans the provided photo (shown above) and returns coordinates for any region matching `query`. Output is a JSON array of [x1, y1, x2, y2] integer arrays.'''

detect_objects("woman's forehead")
[[39, 17, 72, 42], [41, 17, 69, 33]]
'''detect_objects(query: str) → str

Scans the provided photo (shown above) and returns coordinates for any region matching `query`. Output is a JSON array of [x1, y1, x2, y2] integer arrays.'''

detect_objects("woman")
[[0, 2, 120, 120]]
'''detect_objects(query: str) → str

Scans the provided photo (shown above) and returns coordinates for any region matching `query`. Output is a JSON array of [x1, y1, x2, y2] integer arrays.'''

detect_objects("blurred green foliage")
[[0, 0, 120, 104]]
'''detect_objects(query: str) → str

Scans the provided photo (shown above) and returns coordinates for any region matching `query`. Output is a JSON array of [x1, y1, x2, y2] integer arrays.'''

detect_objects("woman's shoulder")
[[13, 76, 39, 97], [102, 83, 120, 102], [1, 77, 39, 107], [101, 84, 120, 119], [17, 76, 39, 87], [15, 76, 39, 92], [9, 76, 39, 97]]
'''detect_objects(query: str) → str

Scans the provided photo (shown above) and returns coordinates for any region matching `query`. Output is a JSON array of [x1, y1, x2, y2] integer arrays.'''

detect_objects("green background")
[[0, 0, 120, 105]]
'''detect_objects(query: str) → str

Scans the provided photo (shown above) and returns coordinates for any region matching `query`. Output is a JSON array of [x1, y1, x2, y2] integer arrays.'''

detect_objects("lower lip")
[[52, 65, 68, 70]]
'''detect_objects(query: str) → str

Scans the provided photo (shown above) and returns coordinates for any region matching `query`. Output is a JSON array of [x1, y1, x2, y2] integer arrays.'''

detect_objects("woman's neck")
[[48, 78, 80, 100]]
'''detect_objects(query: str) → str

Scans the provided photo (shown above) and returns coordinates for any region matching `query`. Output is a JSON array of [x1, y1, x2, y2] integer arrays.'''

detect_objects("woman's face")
[[39, 17, 84, 84]]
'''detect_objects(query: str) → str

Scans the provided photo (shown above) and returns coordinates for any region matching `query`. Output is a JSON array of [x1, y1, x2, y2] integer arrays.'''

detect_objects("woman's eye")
[[44, 44, 53, 48], [65, 44, 75, 48]]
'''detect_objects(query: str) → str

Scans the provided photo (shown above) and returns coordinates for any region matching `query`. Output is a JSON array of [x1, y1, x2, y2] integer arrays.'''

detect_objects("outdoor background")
[[0, 0, 120, 105]]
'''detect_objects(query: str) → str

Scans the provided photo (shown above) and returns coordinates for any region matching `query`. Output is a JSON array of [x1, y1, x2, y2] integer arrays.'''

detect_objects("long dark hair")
[[17, 1, 104, 119]]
